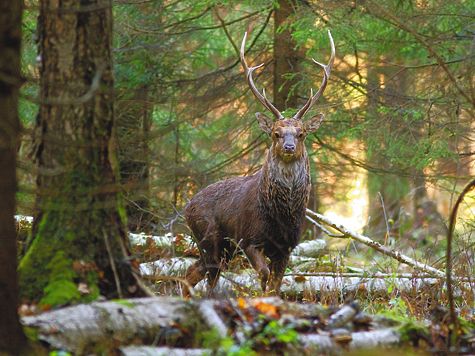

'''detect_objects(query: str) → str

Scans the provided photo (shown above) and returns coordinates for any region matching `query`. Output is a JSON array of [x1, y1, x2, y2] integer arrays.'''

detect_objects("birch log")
[[300, 329, 401, 354], [191, 272, 445, 298], [119, 346, 211, 356], [21, 297, 217, 354]]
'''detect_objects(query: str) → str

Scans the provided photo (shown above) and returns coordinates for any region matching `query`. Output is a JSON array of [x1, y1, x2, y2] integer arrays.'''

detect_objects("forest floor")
[[16, 215, 475, 355]]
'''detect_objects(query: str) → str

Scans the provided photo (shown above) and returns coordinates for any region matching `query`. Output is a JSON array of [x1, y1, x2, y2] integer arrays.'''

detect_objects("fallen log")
[[21, 297, 216, 354], [190, 272, 445, 299], [119, 346, 210, 356], [133, 233, 326, 260], [300, 329, 401, 354], [140, 257, 196, 277], [22, 296, 406, 355], [140, 254, 322, 279]]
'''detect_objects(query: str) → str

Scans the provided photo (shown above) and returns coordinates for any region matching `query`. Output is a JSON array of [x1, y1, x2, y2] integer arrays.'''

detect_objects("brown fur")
[[184, 115, 324, 295]]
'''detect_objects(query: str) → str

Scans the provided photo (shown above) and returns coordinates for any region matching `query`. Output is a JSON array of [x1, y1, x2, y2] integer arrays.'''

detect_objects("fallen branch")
[[445, 177, 475, 347], [306, 209, 445, 278]]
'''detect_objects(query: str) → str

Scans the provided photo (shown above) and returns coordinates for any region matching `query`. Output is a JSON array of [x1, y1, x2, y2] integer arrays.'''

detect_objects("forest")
[[1, 0, 475, 355]]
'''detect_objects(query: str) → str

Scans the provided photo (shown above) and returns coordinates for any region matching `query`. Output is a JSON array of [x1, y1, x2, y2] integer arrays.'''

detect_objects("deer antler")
[[240, 32, 284, 120], [292, 30, 335, 121]]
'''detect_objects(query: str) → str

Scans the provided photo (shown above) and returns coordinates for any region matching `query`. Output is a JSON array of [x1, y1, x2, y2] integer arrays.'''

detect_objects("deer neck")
[[258, 147, 311, 220]]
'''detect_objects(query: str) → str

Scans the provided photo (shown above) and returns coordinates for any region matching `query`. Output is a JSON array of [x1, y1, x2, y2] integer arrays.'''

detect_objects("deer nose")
[[284, 143, 295, 152]]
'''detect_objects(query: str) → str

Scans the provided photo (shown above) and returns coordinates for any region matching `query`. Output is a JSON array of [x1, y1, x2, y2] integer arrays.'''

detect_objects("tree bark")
[[0, 1, 28, 354], [19, 0, 147, 306], [274, 0, 305, 112], [116, 88, 152, 232]]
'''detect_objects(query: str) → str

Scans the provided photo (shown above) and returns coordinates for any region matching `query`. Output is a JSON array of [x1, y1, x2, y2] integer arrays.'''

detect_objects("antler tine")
[[241, 32, 284, 120], [293, 30, 335, 121]]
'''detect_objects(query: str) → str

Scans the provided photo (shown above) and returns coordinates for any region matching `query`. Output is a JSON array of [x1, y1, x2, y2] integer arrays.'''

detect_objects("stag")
[[184, 31, 335, 295]]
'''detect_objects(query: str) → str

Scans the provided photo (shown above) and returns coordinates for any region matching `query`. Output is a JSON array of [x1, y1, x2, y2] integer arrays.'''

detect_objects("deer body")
[[184, 32, 335, 295]]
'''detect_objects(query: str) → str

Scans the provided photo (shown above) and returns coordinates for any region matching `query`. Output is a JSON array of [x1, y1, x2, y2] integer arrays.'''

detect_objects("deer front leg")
[[268, 256, 289, 296], [244, 246, 270, 292]]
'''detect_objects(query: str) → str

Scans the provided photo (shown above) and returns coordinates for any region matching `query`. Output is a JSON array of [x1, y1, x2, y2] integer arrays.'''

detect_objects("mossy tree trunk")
[[0, 0, 28, 353], [19, 0, 147, 306]]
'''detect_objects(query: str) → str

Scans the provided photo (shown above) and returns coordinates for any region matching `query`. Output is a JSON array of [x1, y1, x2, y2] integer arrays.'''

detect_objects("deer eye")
[[299, 133, 303, 138], [275, 132, 280, 138]]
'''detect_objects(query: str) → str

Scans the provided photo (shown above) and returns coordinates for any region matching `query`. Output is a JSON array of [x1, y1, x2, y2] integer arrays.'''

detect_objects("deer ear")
[[256, 112, 274, 136], [303, 113, 324, 134]]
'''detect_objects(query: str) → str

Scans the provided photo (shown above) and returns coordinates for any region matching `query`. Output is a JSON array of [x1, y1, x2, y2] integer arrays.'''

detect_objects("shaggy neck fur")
[[259, 145, 311, 223]]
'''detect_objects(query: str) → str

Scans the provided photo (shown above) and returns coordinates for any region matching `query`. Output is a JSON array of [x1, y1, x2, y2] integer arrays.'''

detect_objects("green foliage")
[[200, 319, 300, 356], [20, 6, 39, 125], [48, 351, 72, 356], [399, 319, 431, 344]]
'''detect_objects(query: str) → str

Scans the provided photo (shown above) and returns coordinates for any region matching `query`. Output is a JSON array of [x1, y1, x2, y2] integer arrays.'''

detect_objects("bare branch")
[[305, 208, 445, 278], [367, 0, 475, 110]]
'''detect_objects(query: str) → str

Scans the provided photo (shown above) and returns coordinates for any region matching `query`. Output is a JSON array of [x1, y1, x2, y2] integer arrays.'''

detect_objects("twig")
[[214, 7, 240, 58], [305, 208, 445, 278], [367, 0, 475, 111], [103, 228, 123, 299], [378, 192, 391, 243], [446, 178, 475, 348], [116, 229, 155, 297], [26, 64, 107, 106], [142, 275, 196, 298]]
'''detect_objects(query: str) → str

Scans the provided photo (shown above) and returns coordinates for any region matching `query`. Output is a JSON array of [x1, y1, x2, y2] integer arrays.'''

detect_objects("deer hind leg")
[[189, 221, 229, 294], [184, 257, 224, 296], [245, 246, 270, 293], [185, 259, 207, 287], [184, 259, 207, 296]]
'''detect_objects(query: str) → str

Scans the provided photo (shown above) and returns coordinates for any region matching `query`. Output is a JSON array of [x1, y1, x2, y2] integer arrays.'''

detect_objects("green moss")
[[41, 280, 81, 306], [47, 251, 77, 282], [398, 319, 430, 345], [23, 327, 38, 342], [19, 213, 56, 301], [39, 251, 80, 306], [113, 299, 136, 308], [19, 213, 81, 305], [18, 166, 132, 305], [116, 192, 129, 230]]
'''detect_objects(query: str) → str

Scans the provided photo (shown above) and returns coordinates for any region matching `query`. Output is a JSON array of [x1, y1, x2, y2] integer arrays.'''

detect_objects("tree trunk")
[[0, 1, 28, 353], [274, 0, 305, 112], [365, 59, 410, 241], [19, 0, 147, 306], [116, 88, 152, 232]]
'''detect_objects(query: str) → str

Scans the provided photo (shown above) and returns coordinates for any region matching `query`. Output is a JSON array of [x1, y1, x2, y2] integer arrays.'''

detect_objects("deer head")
[[240, 31, 335, 161]]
